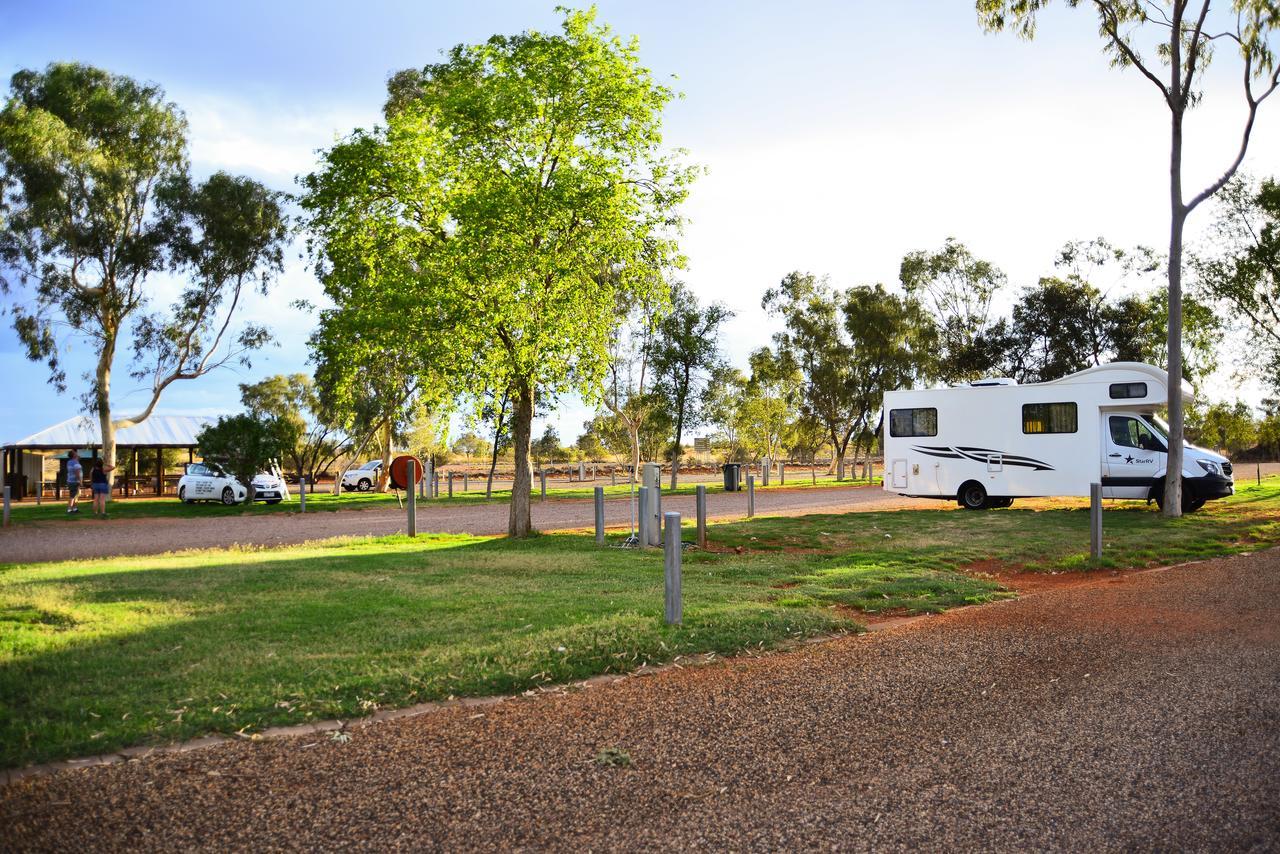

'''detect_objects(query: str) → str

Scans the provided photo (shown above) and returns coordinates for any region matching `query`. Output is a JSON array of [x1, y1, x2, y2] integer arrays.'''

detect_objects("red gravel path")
[[3, 548, 1277, 850], [1, 484, 935, 564]]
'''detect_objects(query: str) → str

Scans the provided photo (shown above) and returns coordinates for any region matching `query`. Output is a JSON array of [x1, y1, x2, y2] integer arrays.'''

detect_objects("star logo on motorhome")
[[910, 446, 1055, 471], [1125, 455, 1134, 464]]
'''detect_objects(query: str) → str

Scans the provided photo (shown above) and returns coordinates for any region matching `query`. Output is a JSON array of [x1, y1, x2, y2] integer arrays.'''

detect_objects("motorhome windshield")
[[1149, 416, 1193, 447]]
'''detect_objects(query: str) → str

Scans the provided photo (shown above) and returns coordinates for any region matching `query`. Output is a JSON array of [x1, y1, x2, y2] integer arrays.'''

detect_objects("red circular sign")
[[389, 455, 424, 490]]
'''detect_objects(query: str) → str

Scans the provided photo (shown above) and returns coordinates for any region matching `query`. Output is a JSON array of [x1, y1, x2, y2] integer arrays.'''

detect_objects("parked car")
[[341, 460, 383, 492], [250, 472, 286, 504], [178, 462, 248, 505]]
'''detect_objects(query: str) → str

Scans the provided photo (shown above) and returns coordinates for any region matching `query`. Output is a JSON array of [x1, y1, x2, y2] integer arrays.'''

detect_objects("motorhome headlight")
[[1196, 459, 1221, 476]]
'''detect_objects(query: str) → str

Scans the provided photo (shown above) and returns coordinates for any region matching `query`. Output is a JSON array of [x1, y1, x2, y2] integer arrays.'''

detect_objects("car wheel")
[[221, 486, 237, 506], [1151, 478, 1198, 513], [179, 486, 195, 505], [357, 478, 372, 492], [958, 481, 988, 510]]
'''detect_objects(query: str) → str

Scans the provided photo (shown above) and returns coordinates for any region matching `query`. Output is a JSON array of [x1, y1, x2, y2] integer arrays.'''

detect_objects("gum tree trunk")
[[508, 381, 535, 537]]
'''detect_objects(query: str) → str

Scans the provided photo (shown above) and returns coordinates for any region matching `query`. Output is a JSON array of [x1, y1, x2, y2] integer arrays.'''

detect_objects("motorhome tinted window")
[[1109, 382, 1147, 399], [1022, 402, 1077, 434], [889, 408, 937, 437]]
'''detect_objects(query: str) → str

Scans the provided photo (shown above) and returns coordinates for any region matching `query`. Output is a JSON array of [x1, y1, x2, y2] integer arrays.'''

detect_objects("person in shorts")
[[90, 458, 116, 519], [65, 449, 82, 515]]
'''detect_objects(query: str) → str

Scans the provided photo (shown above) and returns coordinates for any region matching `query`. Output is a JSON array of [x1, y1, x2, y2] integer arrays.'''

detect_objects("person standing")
[[90, 458, 116, 519], [65, 449, 82, 515]]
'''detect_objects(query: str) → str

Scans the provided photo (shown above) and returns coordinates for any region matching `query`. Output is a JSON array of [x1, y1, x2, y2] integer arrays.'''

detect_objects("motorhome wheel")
[[959, 481, 988, 510]]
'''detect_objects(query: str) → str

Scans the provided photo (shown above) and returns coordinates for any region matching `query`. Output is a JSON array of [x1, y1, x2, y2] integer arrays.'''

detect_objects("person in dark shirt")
[[90, 458, 116, 519]]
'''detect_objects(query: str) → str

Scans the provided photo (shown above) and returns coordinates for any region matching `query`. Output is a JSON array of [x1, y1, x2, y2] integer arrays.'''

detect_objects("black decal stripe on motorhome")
[[911, 445, 1055, 471]]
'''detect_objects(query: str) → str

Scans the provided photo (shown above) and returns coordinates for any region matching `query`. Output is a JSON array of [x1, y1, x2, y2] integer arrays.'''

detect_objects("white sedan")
[[341, 460, 383, 492], [178, 462, 249, 505], [250, 472, 286, 504]]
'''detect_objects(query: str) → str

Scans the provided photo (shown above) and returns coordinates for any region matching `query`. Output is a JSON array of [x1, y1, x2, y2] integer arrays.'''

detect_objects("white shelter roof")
[[4, 413, 216, 450]]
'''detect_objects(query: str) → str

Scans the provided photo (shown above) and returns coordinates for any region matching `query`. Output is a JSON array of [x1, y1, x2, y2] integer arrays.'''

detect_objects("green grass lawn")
[[3, 472, 878, 526], [2, 477, 1276, 768]]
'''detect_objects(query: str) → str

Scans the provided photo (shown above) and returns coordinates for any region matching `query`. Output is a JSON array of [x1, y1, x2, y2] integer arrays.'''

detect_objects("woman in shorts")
[[89, 458, 116, 519]]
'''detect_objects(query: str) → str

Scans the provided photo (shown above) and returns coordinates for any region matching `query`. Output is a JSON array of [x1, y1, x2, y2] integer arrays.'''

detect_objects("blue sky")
[[2, 1, 1277, 444]]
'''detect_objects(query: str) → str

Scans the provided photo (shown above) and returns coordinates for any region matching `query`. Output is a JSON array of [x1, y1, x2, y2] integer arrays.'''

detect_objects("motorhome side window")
[[1109, 382, 1147, 399], [1022, 402, 1077, 434], [1109, 416, 1166, 452], [889, 408, 937, 437]]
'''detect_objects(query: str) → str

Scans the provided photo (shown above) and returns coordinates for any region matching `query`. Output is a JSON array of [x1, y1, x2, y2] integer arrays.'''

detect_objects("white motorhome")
[[882, 362, 1233, 512]]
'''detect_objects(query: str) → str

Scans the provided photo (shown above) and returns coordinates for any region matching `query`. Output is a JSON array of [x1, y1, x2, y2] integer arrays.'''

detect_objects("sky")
[[1, 0, 1277, 445]]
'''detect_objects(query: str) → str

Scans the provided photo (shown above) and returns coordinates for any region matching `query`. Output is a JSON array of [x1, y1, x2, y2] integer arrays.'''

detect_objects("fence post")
[[407, 459, 417, 538], [434, 470, 440, 498], [299, 476, 306, 513], [464, 473, 469, 493], [1090, 482, 1102, 561], [747, 474, 755, 518], [1258, 462, 1263, 486], [664, 511, 683, 624], [594, 486, 605, 546], [637, 486, 650, 547], [540, 469, 547, 502], [779, 463, 785, 485], [447, 471, 454, 498], [696, 484, 707, 549], [2, 485, 9, 528], [611, 467, 617, 486], [762, 457, 770, 487]]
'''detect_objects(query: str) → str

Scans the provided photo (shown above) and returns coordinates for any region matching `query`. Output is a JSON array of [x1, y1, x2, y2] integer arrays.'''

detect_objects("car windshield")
[[359, 460, 380, 470]]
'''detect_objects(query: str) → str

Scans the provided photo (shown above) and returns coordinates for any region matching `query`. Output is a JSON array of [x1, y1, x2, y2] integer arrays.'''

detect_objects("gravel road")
[[1, 484, 934, 565], [4, 548, 1277, 851]]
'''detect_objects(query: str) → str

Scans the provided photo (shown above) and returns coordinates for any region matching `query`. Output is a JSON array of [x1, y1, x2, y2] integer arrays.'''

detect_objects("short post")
[[2, 485, 9, 528], [611, 468, 616, 486], [762, 457, 770, 487], [579, 461, 585, 481], [299, 476, 307, 512], [540, 469, 547, 502], [433, 471, 440, 498], [1258, 462, 1263, 486], [695, 484, 707, 549], [1089, 482, 1102, 561], [779, 463, 785, 485], [447, 471, 454, 498], [747, 474, 755, 518], [594, 486, 605, 546], [407, 459, 417, 538], [464, 473, 469, 492], [637, 486, 650, 547], [664, 511, 682, 625], [36, 480, 41, 506]]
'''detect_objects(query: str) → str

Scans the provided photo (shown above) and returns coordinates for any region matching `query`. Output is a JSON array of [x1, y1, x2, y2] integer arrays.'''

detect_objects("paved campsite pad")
[[0, 484, 934, 564], [4, 549, 1277, 850]]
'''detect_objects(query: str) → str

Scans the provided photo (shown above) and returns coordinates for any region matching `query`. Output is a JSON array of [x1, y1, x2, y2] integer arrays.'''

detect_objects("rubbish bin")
[[723, 463, 742, 492]]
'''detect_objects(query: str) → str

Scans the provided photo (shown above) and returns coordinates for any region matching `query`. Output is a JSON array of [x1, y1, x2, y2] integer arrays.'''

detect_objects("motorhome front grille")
[[1222, 462, 1233, 476]]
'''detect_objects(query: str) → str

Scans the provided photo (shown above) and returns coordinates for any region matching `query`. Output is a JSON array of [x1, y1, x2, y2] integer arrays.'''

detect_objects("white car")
[[341, 460, 383, 492], [250, 472, 286, 504], [178, 462, 248, 505]]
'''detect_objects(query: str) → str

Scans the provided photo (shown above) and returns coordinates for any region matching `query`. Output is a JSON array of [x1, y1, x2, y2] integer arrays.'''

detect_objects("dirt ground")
[[0, 483, 936, 565], [4, 547, 1277, 850]]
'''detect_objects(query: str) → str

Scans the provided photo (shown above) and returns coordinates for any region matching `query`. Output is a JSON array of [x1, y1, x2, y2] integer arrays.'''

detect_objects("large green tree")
[[977, 0, 1280, 516], [301, 9, 693, 536], [240, 373, 348, 484], [651, 281, 732, 488], [0, 64, 287, 483]]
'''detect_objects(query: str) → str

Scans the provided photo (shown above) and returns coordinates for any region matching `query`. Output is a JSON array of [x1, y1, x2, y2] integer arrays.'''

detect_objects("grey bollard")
[[540, 469, 547, 501], [594, 486, 605, 545], [762, 457, 770, 487], [464, 473, 469, 492], [2, 485, 9, 528], [747, 475, 755, 518], [1090, 483, 1102, 560], [779, 463, 785, 485], [611, 468, 616, 487], [434, 471, 440, 498], [696, 484, 707, 549], [448, 471, 454, 498], [664, 511, 682, 625], [299, 476, 306, 512], [637, 486, 650, 547], [407, 460, 417, 537]]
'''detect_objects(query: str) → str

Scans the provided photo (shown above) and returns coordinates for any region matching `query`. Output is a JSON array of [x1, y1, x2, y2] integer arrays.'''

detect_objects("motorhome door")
[[1103, 414, 1166, 499]]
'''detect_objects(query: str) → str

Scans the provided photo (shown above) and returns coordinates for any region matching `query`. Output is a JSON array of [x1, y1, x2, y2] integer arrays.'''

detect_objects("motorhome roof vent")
[[969, 377, 1017, 387]]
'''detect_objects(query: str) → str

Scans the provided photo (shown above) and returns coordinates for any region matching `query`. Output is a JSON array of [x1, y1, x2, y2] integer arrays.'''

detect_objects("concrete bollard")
[[762, 457, 770, 487], [1090, 482, 1102, 560], [611, 468, 617, 487], [747, 475, 755, 518], [696, 484, 707, 549], [637, 486, 650, 547], [540, 469, 547, 502], [664, 511, 682, 625], [299, 476, 307, 512], [407, 460, 417, 537], [464, 473, 469, 492], [2, 485, 9, 527], [594, 486, 605, 545], [448, 471, 454, 498], [779, 463, 785, 485]]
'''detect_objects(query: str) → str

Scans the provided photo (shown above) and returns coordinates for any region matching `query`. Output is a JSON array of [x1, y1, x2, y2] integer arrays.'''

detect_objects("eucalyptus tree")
[[977, 0, 1280, 516], [651, 281, 732, 487], [240, 373, 348, 484], [899, 238, 1008, 384], [601, 287, 666, 482], [0, 63, 287, 480], [301, 9, 693, 536]]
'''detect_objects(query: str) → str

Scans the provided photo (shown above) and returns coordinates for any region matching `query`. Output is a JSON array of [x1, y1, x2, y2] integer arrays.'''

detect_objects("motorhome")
[[881, 362, 1233, 512]]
